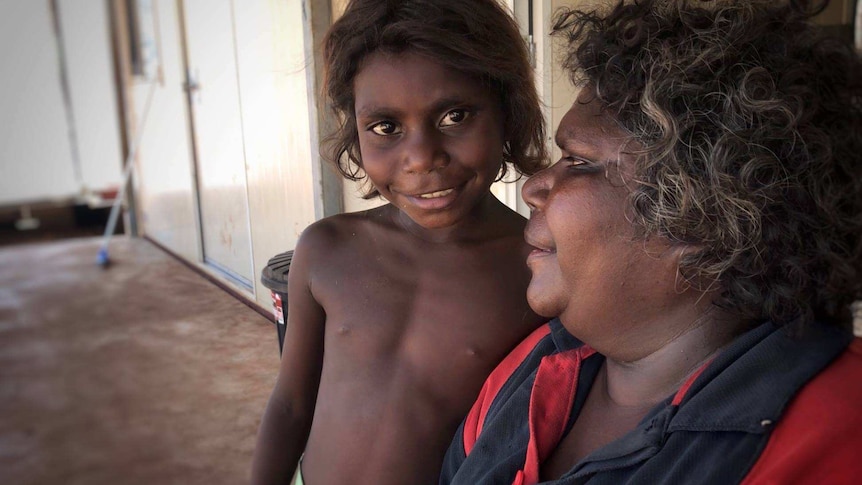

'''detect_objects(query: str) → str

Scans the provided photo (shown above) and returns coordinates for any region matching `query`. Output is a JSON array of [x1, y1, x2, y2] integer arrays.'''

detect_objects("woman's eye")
[[565, 156, 588, 167], [439, 109, 468, 127], [370, 121, 400, 136]]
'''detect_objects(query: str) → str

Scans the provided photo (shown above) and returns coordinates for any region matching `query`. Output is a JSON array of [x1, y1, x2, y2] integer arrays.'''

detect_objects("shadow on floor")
[[0, 237, 279, 485]]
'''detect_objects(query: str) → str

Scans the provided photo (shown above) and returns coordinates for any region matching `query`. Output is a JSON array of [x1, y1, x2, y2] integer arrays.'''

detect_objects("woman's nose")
[[402, 129, 448, 174], [522, 165, 552, 211]]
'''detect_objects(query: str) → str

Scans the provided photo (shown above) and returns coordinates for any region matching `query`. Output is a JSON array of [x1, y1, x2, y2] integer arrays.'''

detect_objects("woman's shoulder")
[[788, 337, 862, 414], [740, 338, 862, 484]]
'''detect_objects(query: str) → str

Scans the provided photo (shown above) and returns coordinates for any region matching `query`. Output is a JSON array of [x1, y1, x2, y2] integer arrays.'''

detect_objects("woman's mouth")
[[526, 246, 556, 268], [528, 246, 555, 256], [525, 233, 556, 264]]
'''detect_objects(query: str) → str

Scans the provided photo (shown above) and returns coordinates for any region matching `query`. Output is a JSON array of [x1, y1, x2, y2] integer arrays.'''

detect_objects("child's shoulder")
[[297, 204, 397, 250]]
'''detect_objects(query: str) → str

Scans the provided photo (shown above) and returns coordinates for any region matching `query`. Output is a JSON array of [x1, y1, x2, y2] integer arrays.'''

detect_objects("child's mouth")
[[418, 188, 455, 199]]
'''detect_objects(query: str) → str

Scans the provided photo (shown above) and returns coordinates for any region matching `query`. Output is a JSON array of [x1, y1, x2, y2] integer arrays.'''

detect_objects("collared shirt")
[[441, 318, 860, 485]]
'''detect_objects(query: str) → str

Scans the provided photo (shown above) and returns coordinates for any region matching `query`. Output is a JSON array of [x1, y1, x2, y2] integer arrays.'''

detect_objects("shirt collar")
[[549, 317, 583, 352], [669, 320, 852, 433]]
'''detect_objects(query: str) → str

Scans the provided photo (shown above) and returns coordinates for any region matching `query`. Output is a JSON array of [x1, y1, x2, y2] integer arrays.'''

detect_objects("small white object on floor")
[[14, 206, 40, 231]]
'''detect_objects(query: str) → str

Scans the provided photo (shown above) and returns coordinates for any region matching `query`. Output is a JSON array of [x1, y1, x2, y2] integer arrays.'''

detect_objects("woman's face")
[[522, 91, 700, 360]]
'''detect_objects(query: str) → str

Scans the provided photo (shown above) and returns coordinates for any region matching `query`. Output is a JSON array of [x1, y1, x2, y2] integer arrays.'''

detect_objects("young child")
[[250, 1, 547, 483], [441, 1, 862, 483]]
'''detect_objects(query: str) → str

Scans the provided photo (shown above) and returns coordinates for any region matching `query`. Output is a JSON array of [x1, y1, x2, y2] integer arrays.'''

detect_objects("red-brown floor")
[[0, 237, 280, 485]]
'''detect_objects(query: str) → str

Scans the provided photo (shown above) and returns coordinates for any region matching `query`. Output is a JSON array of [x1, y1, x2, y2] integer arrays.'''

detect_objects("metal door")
[[181, 0, 254, 290]]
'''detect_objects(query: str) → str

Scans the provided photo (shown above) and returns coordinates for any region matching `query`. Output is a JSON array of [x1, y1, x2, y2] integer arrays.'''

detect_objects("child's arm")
[[251, 231, 326, 485]]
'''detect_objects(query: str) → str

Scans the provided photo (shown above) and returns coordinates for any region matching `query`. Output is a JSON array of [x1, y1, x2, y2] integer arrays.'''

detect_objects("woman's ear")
[[671, 245, 698, 294], [670, 244, 722, 298]]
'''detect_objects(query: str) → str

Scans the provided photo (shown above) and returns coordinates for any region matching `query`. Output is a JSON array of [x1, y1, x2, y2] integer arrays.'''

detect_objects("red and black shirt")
[[441, 319, 862, 485]]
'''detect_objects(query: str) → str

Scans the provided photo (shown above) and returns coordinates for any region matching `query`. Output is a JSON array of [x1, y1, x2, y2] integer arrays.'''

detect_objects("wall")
[[233, 0, 321, 306], [59, 0, 124, 195], [815, 0, 855, 25], [120, 0, 322, 308], [0, 0, 122, 206], [121, 0, 202, 263]]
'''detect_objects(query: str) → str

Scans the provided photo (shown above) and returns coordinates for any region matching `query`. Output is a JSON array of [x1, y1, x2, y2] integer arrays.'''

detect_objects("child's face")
[[522, 92, 692, 356], [353, 51, 504, 229]]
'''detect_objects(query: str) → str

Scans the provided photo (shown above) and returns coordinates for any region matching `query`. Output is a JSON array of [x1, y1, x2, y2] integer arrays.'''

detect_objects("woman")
[[441, 0, 862, 483]]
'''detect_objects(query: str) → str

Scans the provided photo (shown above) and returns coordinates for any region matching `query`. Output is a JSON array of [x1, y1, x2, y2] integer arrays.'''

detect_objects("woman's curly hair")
[[323, 0, 547, 198], [553, 0, 862, 328]]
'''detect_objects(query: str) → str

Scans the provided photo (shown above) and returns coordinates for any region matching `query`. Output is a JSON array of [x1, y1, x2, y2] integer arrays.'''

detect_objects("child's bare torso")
[[299, 203, 543, 484]]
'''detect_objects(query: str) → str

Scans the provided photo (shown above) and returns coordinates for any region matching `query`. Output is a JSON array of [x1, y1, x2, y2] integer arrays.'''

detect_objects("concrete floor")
[[0, 237, 280, 485]]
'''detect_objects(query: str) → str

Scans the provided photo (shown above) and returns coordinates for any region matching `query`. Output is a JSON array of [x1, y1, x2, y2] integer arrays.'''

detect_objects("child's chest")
[[321, 255, 524, 337], [311, 240, 538, 387]]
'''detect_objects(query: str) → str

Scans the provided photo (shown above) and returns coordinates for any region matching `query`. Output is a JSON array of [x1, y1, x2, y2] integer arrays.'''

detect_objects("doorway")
[[181, 0, 254, 291]]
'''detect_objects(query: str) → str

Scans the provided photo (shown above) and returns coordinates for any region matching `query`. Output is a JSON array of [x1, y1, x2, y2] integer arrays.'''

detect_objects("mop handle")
[[98, 80, 159, 258]]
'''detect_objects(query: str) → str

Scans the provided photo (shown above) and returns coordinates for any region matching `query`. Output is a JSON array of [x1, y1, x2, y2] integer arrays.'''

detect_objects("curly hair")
[[323, 0, 547, 198], [552, 0, 862, 328]]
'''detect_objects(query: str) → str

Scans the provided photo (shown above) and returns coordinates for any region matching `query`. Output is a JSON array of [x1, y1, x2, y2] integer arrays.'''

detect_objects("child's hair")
[[552, 0, 862, 328], [323, 0, 547, 198]]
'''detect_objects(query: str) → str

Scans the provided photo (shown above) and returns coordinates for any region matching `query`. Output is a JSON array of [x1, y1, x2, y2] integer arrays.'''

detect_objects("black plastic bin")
[[260, 250, 294, 354]]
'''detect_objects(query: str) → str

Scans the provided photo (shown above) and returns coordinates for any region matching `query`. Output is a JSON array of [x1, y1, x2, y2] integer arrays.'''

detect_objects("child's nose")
[[402, 129, 448, 174], [522, 165, 552, 211]]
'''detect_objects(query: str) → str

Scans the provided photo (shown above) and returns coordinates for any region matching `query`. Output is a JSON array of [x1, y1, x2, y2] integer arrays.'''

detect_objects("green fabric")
[[291, 459, 304, 485]]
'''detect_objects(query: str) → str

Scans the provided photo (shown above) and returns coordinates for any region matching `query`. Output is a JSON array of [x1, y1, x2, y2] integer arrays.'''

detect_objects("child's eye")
[[439, 109, 468, 127], [370, 121, 401, 136]]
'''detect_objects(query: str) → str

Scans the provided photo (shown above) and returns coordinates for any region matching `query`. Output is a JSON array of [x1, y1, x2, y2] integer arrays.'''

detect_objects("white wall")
[[0, 0, 78, 204], [127, 0, 202, 264], [0, 0, 122, 206], [123, 0, 323, 307], [233, 0, 321, 306], [59, 0, 123, 194]]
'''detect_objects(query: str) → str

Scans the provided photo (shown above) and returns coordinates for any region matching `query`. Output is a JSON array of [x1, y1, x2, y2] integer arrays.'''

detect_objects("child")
[[441, 1, 862, 483], [250, 1, 547, 483]]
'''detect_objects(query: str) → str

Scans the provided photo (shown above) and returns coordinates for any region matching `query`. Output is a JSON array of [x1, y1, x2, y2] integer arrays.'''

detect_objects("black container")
[[260, 250, 294, 354]]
